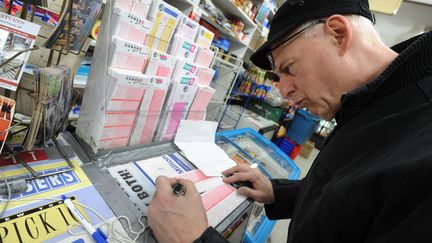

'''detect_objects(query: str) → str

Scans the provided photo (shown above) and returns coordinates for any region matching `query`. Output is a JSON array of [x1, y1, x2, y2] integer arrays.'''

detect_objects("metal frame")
[[207, 48, 244, 129]]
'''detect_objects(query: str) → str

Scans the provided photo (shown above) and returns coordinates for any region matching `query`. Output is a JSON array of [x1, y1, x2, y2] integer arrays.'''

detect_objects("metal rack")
[[206, 50, 243, 127], [0, 0, 93, 181]]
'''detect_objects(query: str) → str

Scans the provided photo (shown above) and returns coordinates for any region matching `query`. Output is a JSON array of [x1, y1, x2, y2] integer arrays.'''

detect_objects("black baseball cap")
[[250, 0, 375, 70]]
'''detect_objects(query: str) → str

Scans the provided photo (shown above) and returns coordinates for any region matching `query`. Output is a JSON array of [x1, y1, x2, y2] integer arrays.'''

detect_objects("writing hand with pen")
[[148, 176, 208, 243], [147, 164, 274, 243]]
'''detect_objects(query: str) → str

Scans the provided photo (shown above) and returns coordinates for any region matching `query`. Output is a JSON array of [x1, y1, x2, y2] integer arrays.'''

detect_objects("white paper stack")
[[174, 120, 237, 176], [110, 36, 150, 72]]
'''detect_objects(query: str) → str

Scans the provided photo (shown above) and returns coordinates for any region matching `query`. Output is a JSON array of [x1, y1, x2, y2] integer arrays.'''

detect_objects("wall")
[[373, 1, 432, 46]]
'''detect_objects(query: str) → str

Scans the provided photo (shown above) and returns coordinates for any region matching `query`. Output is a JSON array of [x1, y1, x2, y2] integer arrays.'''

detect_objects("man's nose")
[[279, 77, 296, 99]]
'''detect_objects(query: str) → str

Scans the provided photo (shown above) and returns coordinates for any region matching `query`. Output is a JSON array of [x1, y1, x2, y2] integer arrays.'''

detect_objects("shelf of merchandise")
[[199, 10, 247, 47], [214, 55, 241, 69], [212, 0, 258, 29], [163, 0, 196, 14]]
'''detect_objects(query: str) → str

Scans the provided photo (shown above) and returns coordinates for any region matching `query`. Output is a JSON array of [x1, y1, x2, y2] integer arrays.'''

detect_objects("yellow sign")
[[0, 197, 88, 243]]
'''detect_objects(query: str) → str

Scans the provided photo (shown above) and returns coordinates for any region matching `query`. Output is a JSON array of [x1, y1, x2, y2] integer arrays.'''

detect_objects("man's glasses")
[[267, 19, 326, 72]]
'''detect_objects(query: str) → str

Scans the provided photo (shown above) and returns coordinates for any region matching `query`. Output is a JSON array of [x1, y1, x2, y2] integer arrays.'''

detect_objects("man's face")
[[271, 27, 347, 120]]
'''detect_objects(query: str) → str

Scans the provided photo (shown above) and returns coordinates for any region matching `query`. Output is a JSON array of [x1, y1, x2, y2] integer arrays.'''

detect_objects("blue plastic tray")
[[216, 128, 301, 242]]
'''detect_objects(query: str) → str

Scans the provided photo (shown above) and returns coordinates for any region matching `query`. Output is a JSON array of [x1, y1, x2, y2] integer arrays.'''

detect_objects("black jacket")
[[197, 32, 432, 243], [265, 32, 432, 243]]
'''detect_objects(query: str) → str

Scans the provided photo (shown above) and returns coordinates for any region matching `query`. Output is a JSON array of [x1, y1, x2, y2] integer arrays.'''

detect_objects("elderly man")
[[148, 0, 432, 242]]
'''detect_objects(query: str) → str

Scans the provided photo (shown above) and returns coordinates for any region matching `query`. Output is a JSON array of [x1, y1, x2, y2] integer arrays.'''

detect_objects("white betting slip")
[[174, 120, 236, 176]]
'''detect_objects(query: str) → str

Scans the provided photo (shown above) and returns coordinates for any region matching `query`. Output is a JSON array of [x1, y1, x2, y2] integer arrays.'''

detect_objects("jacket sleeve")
[[264, 179, 302, 220], [193, 226, 229, 243]]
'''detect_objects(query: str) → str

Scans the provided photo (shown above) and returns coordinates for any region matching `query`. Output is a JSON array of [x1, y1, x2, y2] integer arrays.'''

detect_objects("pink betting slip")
[[165, 102, 187, 139], [104, 112, 137, 126], [140, 89, 167, 144], [187, 86, 215, 120]]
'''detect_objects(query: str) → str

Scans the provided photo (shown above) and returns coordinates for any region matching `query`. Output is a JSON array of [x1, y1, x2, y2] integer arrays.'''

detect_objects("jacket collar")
[[335, 31, 432, 125]]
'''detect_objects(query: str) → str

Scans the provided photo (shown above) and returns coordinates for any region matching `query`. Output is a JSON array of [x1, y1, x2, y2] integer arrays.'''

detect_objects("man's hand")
[[222, 164, 275, 204], [148, 176, 208, 243]]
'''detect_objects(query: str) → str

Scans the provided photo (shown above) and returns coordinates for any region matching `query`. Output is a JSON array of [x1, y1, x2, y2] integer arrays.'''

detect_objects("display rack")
[[74, 0, 113, 155], [0, 0, 92, 181]]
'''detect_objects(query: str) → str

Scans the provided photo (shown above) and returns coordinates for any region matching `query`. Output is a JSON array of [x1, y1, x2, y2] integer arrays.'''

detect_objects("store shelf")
[[212, 0, 257, 29], [164, 0, 196, 14], [200, 9, 249, 49], [213, 56, 240, 69]]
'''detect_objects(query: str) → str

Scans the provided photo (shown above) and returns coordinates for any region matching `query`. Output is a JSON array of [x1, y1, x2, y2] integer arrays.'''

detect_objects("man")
[[148, 0, 432, 242]]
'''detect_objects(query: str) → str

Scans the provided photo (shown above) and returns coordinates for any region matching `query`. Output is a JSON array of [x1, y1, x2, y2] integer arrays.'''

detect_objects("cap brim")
[[250, 42, 273, 70], [249, 24, 296, 71]]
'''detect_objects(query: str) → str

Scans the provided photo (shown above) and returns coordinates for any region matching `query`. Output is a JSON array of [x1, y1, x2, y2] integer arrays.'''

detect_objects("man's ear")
[[324, 15, 352, 55]]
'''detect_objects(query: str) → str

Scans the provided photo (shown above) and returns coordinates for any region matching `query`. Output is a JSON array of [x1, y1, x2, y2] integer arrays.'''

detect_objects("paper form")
[[106, 68, 149, 112], [171, 58, 200, 80], [142, 89, 167, 143], [166, 102, 187, 136], [195, 25, 215, 49], [156, 76, 198, 142], [144, 50, 177, 79], [108, 153, 191, 214], [111, 7, 151, 45], [129, 76, 170, 146], [100, 122, 134, 149], [174, 120, 237, 176], [108, 154, 246, 225], [110, 36, 150, 72], [195, 177, 225, 194], [196, 67, 216, 86], [194, 47, 215, 68], [146, 0, 181, 52], [104, 111, 137, 126], [175, 14, 200, 41], [169, 34, 199, 62], [205, 187, 247, 227], [114, 0, 151, 19], [187, 85, 215, 120], [177, 169, 246, 227]]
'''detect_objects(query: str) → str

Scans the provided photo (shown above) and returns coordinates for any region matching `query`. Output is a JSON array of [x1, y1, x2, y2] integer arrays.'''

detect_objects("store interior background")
[[0, 0, 430, 242]]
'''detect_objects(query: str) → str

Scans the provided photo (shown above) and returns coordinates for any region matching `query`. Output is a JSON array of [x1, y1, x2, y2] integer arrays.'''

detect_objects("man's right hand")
[[222, 164, 275, 204]]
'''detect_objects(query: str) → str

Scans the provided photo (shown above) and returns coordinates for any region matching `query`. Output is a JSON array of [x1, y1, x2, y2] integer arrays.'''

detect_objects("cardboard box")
[[299, 141, 315, 158]]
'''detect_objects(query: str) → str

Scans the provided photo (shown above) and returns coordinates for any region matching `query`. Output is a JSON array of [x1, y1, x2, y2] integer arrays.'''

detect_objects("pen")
[[61, 195, 108, 243]]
